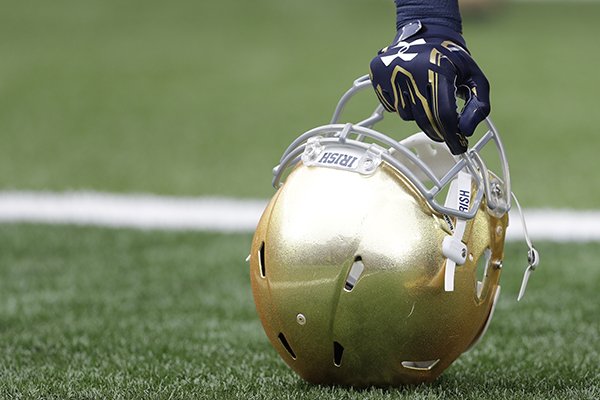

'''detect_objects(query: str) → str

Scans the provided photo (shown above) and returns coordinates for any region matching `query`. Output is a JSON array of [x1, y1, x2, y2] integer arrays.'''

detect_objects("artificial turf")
[[0, 225, 598, 399]]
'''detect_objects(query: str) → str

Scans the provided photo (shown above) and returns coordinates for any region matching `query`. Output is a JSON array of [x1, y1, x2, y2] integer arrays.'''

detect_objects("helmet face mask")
[[249, 76, 516, 387]]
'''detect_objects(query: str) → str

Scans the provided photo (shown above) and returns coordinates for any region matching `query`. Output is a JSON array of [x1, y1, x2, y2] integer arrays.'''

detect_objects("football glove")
[[369, 21, 490, 155]]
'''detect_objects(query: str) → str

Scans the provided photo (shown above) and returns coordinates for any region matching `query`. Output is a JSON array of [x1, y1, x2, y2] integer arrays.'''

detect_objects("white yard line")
[[0, 191, 599, 242], [0, 192, 268, 233]]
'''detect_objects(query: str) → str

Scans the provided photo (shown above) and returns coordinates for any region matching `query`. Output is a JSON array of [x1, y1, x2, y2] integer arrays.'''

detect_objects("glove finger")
[[458, 67, 491, 137], [412, 72, 467, 155], [395, 82, 415, 121]]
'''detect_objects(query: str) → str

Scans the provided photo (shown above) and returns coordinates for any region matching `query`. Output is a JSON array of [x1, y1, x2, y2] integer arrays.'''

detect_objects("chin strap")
[[442, 171, 471, 292], [512, 192, 540, 301]]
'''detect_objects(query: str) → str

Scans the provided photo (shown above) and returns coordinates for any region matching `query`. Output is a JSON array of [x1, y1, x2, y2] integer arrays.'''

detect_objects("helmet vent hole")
[[333, 341, 344, 367], [476, 248, 492, 299], [258, 241, 266, 278], [401, 359, 440, 371], [277, 333, 296, 360], [344, 256, 365, 292]]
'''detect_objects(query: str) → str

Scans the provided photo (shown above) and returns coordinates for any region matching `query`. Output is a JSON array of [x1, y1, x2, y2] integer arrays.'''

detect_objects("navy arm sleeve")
[[395, 0, 462, 33]]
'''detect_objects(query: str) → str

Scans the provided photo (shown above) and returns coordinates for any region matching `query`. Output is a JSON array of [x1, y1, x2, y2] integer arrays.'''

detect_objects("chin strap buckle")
[[528, 247, 540, 268], [517, 246, 540, 301], [512, 192, 541, 301]]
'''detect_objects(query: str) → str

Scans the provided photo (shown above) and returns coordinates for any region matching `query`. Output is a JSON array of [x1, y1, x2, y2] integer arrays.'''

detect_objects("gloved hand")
[[369, 21, 490, 155]]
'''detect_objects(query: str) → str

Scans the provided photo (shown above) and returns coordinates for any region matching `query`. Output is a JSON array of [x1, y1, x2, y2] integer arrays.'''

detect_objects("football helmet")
[[249, 76, 538, 387]]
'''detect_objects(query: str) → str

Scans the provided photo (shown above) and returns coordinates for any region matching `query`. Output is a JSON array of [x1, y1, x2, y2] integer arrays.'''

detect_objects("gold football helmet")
[[249, 76, 539, 387]]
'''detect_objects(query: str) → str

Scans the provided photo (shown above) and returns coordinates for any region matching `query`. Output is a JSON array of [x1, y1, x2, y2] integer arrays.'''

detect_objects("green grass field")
[[0, 225, 598, 399], [1, 1, 600, 398]]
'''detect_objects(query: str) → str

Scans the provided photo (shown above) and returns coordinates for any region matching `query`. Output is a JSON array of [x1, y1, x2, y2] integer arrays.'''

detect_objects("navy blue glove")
[[369, 21, 490, 155]]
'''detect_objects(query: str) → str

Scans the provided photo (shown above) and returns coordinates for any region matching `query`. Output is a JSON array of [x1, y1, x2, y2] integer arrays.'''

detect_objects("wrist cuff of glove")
[[394, 21, 468, 53]]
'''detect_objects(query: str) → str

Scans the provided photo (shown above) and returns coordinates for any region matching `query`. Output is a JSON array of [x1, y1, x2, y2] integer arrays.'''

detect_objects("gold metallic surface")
[[250, 162, 508, 387]]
